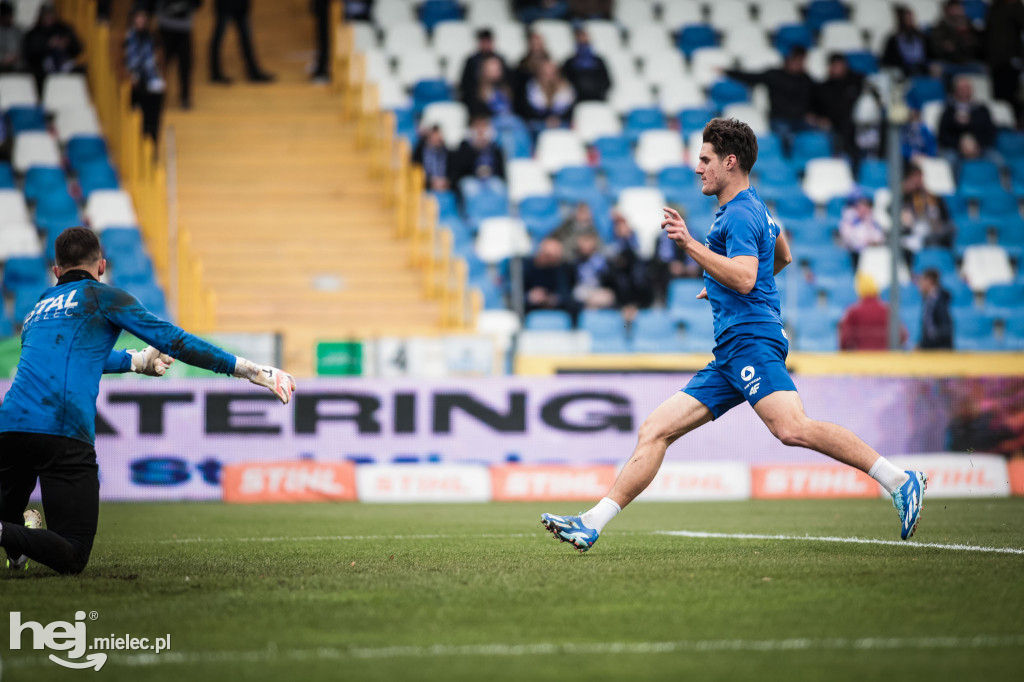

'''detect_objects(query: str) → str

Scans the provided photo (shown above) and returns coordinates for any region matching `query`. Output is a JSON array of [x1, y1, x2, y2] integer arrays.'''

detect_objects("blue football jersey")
[[703, 187, 783, 338], [0, 270, 236, 444]]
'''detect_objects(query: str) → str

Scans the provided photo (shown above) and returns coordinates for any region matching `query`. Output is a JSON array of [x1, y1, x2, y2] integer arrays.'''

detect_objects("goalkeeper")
[[0, 227, 296, 574]]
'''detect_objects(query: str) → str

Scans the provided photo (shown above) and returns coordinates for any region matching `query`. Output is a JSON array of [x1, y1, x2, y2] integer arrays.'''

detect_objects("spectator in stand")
[[23, 2, 83, 90], [412, 125, 451, 192], [209, 0, 274, 84], [0, 2, 22, 73], [900, 107, 938, 160], [124, 8, 165, 143], [467, 55, 514, 118], [460, 29, 509, 107], [548, 201, 601, 253], [310, 0, 330, 83], [603, 211, 654, 316], [938, 76, 996, 162], [839, 273, 906, 350], [523, 237, 579, 318], [522, 59, 576, 129], [928, 0, 981, 70], [649, 228, 702, 305], [813, 53, 868, 167], [985, 0, 1024, 126], [571, 230, 615, 309], [569, 0, 611, 20], [918, 268, 954, 349], [725, 46, 816, 153], [451, 113, 506, 199], [901, 163, 955, 256], [513, 30, 549, 112], [562, 26, 610, 103], [881, 5, 932, 77], [154, 0, 200, 109], [838, 191, 886, 269], [344, 0, 372, 22]]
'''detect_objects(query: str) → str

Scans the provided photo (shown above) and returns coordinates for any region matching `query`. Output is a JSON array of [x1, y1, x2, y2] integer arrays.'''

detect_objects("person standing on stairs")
[[154, 0, 201, 108], [209, 0, 274, 84]]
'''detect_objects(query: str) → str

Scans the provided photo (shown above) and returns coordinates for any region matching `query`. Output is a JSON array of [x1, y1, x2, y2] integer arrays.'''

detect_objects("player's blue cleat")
[[5, 509, 42, 571], [541, 513, 599, 553], [891, 471, 927, 540]]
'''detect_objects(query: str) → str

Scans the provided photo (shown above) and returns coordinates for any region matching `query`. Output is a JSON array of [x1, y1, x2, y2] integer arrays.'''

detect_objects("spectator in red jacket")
[[839, 273, 907, 350]]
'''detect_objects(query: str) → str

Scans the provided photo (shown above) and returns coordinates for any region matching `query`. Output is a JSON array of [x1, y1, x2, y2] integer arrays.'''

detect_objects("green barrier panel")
[[316, 341, 363, 376]]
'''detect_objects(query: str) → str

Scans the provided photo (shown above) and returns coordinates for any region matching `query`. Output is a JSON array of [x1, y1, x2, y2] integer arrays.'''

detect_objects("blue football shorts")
[[683, 322, 797, 419]]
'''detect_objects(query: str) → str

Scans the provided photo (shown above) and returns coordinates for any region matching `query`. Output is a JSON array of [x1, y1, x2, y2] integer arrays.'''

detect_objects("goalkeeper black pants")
[[0, 432, 98, 575]]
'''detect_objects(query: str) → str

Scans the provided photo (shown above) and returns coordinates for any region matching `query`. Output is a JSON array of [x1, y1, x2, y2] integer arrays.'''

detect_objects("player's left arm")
[[774, 231, 793, 275], [662, 207, 758, 295]]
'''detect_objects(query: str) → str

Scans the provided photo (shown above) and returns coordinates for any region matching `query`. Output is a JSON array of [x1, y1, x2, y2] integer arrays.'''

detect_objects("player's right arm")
[[774, 232, 793, 275], [95, 285, 296, 404]]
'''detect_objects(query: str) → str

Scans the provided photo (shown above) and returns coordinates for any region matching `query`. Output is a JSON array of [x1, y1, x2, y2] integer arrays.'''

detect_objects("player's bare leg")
[[541, 392, 712, 552], [753, 390, 928, 539]]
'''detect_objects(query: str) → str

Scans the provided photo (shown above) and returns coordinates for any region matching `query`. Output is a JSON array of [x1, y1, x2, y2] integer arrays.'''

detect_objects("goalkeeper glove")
[[233, 357, 297, 404], [128, 346, 175, 376]]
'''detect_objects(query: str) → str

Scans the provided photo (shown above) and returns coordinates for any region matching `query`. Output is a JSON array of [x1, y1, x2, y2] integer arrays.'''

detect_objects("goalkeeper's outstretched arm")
[[97, 286, 296, 403]]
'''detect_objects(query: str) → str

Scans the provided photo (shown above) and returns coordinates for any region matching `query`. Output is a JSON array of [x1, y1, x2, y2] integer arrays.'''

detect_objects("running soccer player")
[[0, 227, 296, 574], [542, 119, 927, 553]]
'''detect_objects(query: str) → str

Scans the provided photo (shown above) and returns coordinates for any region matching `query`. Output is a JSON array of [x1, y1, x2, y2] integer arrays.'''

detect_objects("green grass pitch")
[[2, 499, 1023, 681]]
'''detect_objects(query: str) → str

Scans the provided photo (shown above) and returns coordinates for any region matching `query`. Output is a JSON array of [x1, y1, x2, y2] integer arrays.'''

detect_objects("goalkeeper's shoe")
[[892, 471, 928, 540], [541, 513, 598, 553], [6, 509, 42, 571]]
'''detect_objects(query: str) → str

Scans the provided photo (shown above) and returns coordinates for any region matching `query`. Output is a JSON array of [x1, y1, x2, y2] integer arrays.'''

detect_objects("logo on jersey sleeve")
[[23, 290, 79, 326]]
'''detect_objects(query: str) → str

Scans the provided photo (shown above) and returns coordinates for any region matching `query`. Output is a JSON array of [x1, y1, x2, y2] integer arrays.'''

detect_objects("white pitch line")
[[161, 533, 535, 544], [658, 530, 1024, 555], [4, 635, 1023, 669]]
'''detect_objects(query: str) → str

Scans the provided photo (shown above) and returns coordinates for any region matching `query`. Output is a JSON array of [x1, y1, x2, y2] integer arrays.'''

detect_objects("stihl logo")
[[753, 466, 877, 499]]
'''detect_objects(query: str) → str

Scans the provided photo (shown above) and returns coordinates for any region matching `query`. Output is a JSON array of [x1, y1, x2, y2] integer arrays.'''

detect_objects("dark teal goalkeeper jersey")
[[0, 270, 236, 444]]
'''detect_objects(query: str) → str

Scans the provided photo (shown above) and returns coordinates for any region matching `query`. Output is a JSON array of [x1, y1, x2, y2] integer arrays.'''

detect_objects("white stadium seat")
[[906, 0, 942, 27], [395, 49, 442, 88], [476, 309, 521, 355], [616, 187, 667, 259], [916, 156, 956, 196], [709, 0, 753, 30], [990, 101, 1017, 129], [852, 0, 897, 34], [819, 22, 866, 52], [858, 246, 911, 291], [376, 76, 410, 109], [657, 75, 707, 115], [687, 129, 707, 164], [363, 50, 392, 83], [12, 132, 61, 173], [0, 74, 37, 111], [756, 0, 801, 31], [721, 25, 772, 58], [961, 74, 993, 103], [0, 223, 43, 261], [608, 78, 656, 114], [0, 190, 31, 224], [85, 190, 138, 231], [371, 0, 413, 25], [517, 330, 591, 355], [55, 106, 101, 143], [421, 101, 468, 148], [691, 48, 733, 88], [531, 20, 575, 63], [465, 0, 514, 28], [636, 129, 687, 175], [14, 0, 44, 30], [613, 0, 657, 32], [351, 22, 378, 51], [603, 51, 640, 88], [961, 245, 1014, 292], [583, 20, 622, 57], [507, 159, 553, 203], [475, 217, 531, 264], [432, 21, 476, 67], [572, 101, 622, 143], [921, 100, 944, 136], [535, 129, 587, 173], [736, 47, 783, 71], [853, 92, 882, 125], [661, 1, 704, 31], [722, 103, 769, 136], [804, 48, 829, 81], [492, 24, 527, 63], [802, 158, 855, 204], [383, 22, 429, 56], [629, 25, 675, 62], [42, 74, 90, 113], [642, 50, 688, 89]]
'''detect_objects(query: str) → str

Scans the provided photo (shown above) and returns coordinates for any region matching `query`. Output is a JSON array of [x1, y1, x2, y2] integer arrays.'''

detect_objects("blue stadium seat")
[[471, 274, 505, 309], [709, 79, 749, 108], [0, 308, 12, 337], [774, 24, 814, 55], [821, 281, 857, 309], [465, 190, 509, 226], [805, 0, 847, 30], [525, 309, 572, 331], [1009, 159, 1024, 196], [881, 283, 923, 308], [497, 117, 533, 159], [593, 135, 631, 163], [954, 219, 994, 252], [796, 316, 838, 351], [858, 159, 888, 191], [579, 309, 627, 344], [419, 1, 462, 29], [985, 283, 1024, 315], [592, 335, 631, 353], [66, 135, 108, 171], [23, 166, 67, 203], [110, 256, 155, 287], [632, 309, 685, 352], [624, 108, 665, 142], [912, 247, 956, 275], [444, 217, 473, 250], [13, 287, 46, 321], [783, 218, 835, 248], [393, 107, 417, 144], [962, 0, 988, 22], [34, 190, 80, 233], [1, 256, 49, 294], [678, 107, 716, 135], [906, 77, 945, 109], [958, 160, 1003, 199], [944, 194, 969, 222], [77, 160, 119, 198], [518, 195, 561, 238], [997, 131, 1024, 160], [946, 279, 975, 308], [998, 217, 1024, 251], [127, 282, 170, 320], [899, 305, 922, 348], [790, 130, 832, 169], [553, 166, 598, 204], [845, 51, 879, 75], [432, 190, 459, 221], [953, 310, 998, 350], [677, 24, 718, 57], [757, 134, 784, 163], [977, 191, 1020, 221], [602, 159, 646, 196], [1006, 316, 1024, 350], [754, 159, 798, 193], [660, 167, 714, 213], [411, 79, 451, 113], [773, 192, 816, 221], [100, 227, 144, 257], [801, 246, 852, 273], [667, 278, 707, 311], [6, 106, 46, 134], [0, 162, 13, 188]]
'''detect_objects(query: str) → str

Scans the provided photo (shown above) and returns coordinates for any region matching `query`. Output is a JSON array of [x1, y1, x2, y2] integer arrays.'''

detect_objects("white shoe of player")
[[6, 509, 42, 571]]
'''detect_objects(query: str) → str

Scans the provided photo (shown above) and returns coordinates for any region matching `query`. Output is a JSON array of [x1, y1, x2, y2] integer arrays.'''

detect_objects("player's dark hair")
[[55, 227, 102, 268], [702, 118, 758, 174]]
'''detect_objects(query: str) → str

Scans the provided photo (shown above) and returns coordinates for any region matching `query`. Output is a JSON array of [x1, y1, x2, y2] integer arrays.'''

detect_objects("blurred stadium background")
[[1, 0, 1023, 680]]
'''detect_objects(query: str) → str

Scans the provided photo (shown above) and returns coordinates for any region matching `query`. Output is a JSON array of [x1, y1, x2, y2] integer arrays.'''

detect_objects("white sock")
[[580, 497, 621, 533], [868, 457, 909, 495]]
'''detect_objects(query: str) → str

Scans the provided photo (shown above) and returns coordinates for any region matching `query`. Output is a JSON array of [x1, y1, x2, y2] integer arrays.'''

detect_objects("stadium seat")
[[525, 309, 572, 331], [2, 255, 49, 294], [579, 308, 627, 339], [916, 157, 956, 196], [535, 130, 587, 173], [12, 132, 61, 174], [532, 20, 575, 62], [572, 101, 622, 144], [506, 159, 552, 204], [23, 166, 67, 204], [77, 161, 120, 198], [517, 195, 561, 239], [395, 49, 442, 88], [953, 310, 998, 350], [362, 49, 392, 84], [805, 0, 848, 31], [582, 19, 622, 56], [490, 23, 526, 61], [858, 246, 910, 290], [958, 161, 1003, 200], [0, 74, 36, 111], [616, 187, 665, 259], [421, 101, 468, 148], [517, 329, 592, 355], [985, 283, 1024, 316], [66, 135, 108, 171], [419, 0, 462, 30], [1009, 159, 1024, 195], [678, 107, 716, 136], [803, 159, 854, 204], [1006, 317, 1024, 350], [790, 131, 832, 170], [667, 278, 707, 312], [635, 130, 685, 175], [954, 219, 994, 253], [690, 48, 733, 88], [615, 0, 657, 31], [0, 189, 30, 224], [757, 1, 801, 31], [774, 192, 816, 221], [553, 166, 598, 204], [709, 79, 749, 108], [632, 309, 686, 353], [475, 217, 531, 264], [913, 248, 957, 275], [382, 21, 428, 55], [602, 159, 647, 197], [411, 79, 451, 113], [6, 106, 46, 135], [476, 308, 520, 355], [0, 162, 13, 189], [41, 74, 89, 113], [996, 131, 1024, 160], [608, 78, 656, 114], [593, 136, 631, 163], [846, 51, 879, 76], [54, 106, 101, 143], [961, 245, 1014, 292], [658, 166, 709, 209], [35, 189, 80, 232], [796, 316, 839, 352], [906, 77, 945, 109], [880, 282, 923, 308], [465, 189, 509, 225], [774, 24, 813, 55], [977, 192, 1020, 224], [802, 245, 853, 274], [857, 159, 888, 191], [819, 22, 865, 52], [624, 107, 666, 142], [677, 24, 718, 58], [0, 223, 43, 261], [85, 190, 138, 231]]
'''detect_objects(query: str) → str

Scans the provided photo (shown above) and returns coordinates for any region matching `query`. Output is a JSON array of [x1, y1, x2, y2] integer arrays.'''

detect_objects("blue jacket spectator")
[[412, 125, 452, 192]]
